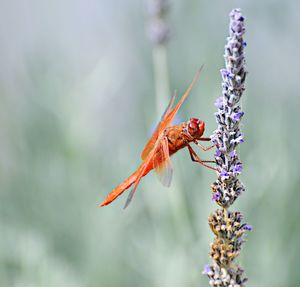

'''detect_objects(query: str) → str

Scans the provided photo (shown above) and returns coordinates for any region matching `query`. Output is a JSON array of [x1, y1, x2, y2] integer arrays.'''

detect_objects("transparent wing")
[[123, 141, 160, 209], [164, 66, 203, 126], [141, 93, 176, 160], [153, 136, 173, 187]]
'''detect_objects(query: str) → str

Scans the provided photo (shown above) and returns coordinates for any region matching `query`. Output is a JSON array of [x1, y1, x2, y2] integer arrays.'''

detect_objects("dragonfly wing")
[[159, 91, 176, 122], [141, 93, 176, 161], [141, 67, 203, 161], [123, 163, 148, 209], [123, 187, 137, 209], [154, 136, 173, 187], [124, 142, 159, 209], [126, 68, 203, 207], [164, 66, 203, 125]]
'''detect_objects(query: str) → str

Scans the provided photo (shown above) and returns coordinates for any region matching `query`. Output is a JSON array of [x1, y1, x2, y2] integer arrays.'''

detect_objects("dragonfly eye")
[[188, 121, 198, 130], [188, 118, 200, 130], [191, 117, 200, 124], [188, 118, 205, 138]]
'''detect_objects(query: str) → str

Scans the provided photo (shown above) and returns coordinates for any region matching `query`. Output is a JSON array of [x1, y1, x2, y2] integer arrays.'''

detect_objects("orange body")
[[99, 122, 204, 207]]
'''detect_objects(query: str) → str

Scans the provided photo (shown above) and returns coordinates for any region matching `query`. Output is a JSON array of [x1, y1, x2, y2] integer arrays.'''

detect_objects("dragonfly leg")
[[194, 140, 216, 151], [182, 132, 216, 152], [187, 144, 217, 171]]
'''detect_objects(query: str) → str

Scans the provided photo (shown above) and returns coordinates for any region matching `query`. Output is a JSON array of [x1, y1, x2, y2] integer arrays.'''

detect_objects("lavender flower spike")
[[211, 8, 247, 207], [204, 9, 251, 287]]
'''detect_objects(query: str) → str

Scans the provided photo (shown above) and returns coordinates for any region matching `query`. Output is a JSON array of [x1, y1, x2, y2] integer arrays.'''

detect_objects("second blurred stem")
[[151, 43, 194, 241], [153, 44, 170, 115]]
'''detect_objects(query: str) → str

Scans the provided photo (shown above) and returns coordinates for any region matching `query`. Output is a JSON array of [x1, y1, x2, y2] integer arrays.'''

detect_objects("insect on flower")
[[99, 67, 216, 208]]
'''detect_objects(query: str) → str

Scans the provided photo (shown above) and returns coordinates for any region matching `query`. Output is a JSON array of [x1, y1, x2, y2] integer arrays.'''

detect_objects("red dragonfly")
[[99, 69, 215, 208]]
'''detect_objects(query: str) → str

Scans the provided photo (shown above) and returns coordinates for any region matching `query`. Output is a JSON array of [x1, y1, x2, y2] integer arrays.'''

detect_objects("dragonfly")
[[99, 68, 216, 208]]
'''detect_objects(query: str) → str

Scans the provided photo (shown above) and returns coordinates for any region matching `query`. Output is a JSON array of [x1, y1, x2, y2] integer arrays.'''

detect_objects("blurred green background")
[[1, 0, 299, 286]]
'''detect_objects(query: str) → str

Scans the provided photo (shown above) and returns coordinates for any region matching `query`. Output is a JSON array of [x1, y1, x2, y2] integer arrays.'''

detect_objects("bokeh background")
[[1, 0, 299, 286]]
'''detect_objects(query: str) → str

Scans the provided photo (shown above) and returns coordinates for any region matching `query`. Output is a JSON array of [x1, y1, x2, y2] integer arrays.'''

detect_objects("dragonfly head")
[[187, 118, 205, 139]]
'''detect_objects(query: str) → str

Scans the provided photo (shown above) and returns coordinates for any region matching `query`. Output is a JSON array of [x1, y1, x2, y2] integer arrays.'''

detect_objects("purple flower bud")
[[214, 97, 224, 109], [231, 134, 244, 144], [220, 69, 230, 77], [220, 170, 229, 179], [215, 149, 221, 157], [228, 72, 235, 79], [244, 224, 252, 231], [237, 134, 245, 143], [212, 192, 221, 201], [233, 163, 243, 174], [232, 111, 244, 121], [237, 237, 245, 243], [221, 69, 235, 79], [230, 150, 236, 158], [202, 264, 212, 274]]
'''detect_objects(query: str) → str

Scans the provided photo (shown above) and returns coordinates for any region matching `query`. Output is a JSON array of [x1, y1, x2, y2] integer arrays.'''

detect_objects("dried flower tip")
[[208, 209, 251, 240], [210, 237, 240, 266], [209, 237, 241, 266]]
